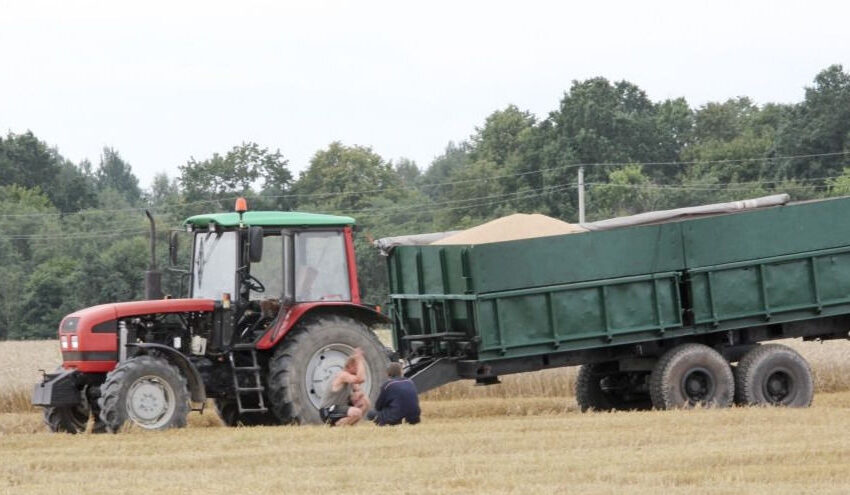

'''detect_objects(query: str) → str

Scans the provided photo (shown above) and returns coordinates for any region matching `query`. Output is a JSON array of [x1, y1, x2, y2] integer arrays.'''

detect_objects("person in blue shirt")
[[367, 362, 421, 426]]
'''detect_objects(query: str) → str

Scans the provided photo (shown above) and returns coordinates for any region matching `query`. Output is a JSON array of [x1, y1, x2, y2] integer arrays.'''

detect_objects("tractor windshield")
[[192, 231, 237, 299]]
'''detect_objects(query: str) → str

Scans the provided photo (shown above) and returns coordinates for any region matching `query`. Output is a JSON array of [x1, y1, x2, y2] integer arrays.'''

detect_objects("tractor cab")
[[178, 206, 362, 345]]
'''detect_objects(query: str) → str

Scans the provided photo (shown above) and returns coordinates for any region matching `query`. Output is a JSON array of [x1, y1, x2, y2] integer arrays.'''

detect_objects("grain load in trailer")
[[432, 213, 586, 245]]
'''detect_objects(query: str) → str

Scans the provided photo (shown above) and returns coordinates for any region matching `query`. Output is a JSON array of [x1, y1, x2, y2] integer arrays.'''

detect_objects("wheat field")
[[2, 338, 850, 493], [2, 395, 850, 494]]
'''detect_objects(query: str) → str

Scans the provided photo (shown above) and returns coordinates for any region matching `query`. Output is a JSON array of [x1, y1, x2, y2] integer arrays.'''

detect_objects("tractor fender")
[[256, 302, 390, 350], [126, 343, 206, 403]]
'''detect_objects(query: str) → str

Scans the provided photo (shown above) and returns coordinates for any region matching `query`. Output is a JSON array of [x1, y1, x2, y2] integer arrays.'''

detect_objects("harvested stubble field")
[[2, 339, 850, 494]]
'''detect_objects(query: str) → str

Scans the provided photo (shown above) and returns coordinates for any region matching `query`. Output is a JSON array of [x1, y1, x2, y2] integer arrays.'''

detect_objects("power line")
[[10, 178, 844, 242], [8, 174, 838, 237], [326, 182, 578, 216], [353, 186, 576, 218], [0, 228, 150, 240], [2, 150, 848, 219], [279, 173, 846, 218]]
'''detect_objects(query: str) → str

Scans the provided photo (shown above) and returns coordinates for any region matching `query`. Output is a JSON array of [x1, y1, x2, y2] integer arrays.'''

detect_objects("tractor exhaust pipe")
[[144, 210, 163, 300]]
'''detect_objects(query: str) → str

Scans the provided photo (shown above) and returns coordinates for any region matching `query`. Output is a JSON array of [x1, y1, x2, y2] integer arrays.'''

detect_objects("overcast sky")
[[2, 0, 848, 188]]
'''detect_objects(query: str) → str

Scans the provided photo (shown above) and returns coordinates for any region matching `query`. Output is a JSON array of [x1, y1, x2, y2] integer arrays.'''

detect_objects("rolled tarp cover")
[[580, 193, 791, 232], [373, 231, 461, 256]]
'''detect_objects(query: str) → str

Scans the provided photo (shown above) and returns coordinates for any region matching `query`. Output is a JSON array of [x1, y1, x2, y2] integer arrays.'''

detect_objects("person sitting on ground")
[[319, 348, 367, 426], [367, 362, 421, 426]]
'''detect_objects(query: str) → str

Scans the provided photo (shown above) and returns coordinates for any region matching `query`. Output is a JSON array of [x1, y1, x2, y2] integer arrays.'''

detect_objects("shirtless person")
[[319, 348, 369, 426]]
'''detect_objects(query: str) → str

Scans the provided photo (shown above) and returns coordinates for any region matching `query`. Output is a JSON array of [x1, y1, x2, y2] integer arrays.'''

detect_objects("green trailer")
[[380, 195, 850, 410]]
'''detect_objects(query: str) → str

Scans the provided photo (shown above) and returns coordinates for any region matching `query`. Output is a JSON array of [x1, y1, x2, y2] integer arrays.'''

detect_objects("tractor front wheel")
[[98, 355, 190, 432]]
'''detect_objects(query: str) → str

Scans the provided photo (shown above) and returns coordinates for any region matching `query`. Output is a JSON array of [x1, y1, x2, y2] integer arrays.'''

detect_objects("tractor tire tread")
[[43, 404, 88, 434], [98, 354, 190, 433]]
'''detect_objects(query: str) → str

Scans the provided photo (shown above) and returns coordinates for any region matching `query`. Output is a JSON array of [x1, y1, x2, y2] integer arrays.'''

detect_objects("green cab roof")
[[184, 211, 356, 228]]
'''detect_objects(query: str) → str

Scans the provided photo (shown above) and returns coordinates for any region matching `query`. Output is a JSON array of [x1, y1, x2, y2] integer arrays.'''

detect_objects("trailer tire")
[[650, 343, 734, 409], [267, 315, 389, 425], [98, 355, 190, 432], [734, 344, 813, 407], [576, 363, 652, 412], [214, 399, 279, 427], [43, 403, 89, 434]]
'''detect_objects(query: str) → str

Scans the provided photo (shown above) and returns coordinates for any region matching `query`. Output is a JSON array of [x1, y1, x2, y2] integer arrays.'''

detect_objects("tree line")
[[2, 64, 850, 339]]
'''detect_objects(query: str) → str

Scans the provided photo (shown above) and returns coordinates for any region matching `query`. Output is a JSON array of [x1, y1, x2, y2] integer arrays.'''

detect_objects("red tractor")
[[32, 200, 390, 432]]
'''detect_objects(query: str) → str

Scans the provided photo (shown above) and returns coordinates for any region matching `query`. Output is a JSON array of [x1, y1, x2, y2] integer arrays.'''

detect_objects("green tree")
[[774, 65, 850, 180], [84, 238, 149, 303], [827, 168, 850, 196], [17, 257, 84, 339], [0, 131, 97, 212], [653, 98, 694, 182], [295, 142, 405, 212], [148, 172, 180, 205], [96, 147, 142, 204], [394, 158, 421, 186], [419, 142, 470, 200], [179, 142, 292, 211], [547, 78, 668, 168], [588, 165, 662, 219], [526, 77, 676, 221], [0, 186, 52, 339], [431, 106, 539, 226]]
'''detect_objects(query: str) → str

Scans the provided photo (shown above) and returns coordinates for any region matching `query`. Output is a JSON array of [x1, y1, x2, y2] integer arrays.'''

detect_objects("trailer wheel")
[[43, 403, 90, 434], [650, 343, 734, 409], [98, 355, 190, 432], [267, 315, 390, 424], [576, 363, 652, 412], [214, 399, 280, 427], [734, 344, 813, 407]]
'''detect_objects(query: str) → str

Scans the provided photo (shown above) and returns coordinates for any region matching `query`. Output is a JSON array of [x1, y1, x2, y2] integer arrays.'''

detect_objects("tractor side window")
[[250, 234, 283, 300], [192, 231, 237, 299], [294, 231, 351, 302]]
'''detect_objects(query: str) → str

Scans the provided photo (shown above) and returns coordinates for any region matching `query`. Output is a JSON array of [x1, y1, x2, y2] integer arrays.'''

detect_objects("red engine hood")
[[67, 298, 217, 324], [60, 298, 217, 373]]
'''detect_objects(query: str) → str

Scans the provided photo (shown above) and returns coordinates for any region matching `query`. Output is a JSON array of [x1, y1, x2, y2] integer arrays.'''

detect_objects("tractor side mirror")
[[169, 231, 180, 266], [249, 227, 263, 263]]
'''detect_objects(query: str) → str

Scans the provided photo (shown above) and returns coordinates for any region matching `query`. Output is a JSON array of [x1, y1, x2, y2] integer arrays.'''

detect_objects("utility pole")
[[578, 166, 585, 224]]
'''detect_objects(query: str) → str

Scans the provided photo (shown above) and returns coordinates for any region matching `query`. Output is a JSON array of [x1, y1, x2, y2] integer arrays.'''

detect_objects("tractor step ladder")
[[228, 346, 268, 414]]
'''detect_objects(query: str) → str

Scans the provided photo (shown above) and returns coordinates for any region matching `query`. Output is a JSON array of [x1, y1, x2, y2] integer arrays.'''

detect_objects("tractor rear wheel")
[[576, 363, 652, 412], [98, 354, 190, 432], [43, 403, 89, 434], [214, 398, 279, 427], [267, 315, 390, 424], [734, 344, 813, 407], [649, 343, 734, 409]]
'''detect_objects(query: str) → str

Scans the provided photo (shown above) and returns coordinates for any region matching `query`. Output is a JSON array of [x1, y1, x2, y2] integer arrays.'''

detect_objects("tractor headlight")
[[70, 335, 79, 349], [61, 336, 68, 349]]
